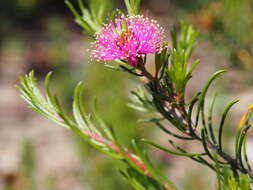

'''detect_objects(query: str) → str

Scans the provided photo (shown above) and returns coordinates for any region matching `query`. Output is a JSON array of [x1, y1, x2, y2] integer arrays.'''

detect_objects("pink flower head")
[[91, 15, 164, 67]]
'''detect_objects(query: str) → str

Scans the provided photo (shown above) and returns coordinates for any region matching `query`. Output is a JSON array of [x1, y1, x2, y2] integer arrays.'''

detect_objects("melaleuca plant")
[[18, 0, 253, 189]]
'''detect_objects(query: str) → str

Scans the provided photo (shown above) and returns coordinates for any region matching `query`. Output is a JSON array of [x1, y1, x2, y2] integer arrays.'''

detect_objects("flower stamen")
[[91, 15, 164, 67]]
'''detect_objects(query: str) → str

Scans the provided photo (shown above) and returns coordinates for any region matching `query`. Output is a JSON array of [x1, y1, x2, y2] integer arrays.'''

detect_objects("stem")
[[138, 65, 253, 180]]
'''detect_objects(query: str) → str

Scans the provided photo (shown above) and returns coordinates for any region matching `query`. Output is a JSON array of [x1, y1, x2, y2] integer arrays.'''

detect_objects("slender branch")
[[138, 63, 253, 180]]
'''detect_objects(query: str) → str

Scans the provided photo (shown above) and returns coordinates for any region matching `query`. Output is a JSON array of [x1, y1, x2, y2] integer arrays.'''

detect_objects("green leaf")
[[73, 82, 89, 130], [218, 99, 239, 151], [141, 139, 204, 157], [65, 0, 101, 35], [196, 70, 227, 127], [124, 0, 140, 16], [132, 139, 177, 190], [207, 93, 217, 144]]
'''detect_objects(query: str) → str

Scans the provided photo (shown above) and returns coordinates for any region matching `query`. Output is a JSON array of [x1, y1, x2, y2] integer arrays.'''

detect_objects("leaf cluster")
[[17, 72, 176, 190], [128, 23, 253, 188], [65, 0, 113, 35]]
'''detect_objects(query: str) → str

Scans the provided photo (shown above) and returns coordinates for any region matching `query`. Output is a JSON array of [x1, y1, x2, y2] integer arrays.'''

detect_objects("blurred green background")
[[1, 0, 253, 190]]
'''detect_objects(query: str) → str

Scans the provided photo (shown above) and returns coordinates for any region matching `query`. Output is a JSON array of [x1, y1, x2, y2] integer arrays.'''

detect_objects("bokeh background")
[[1, 0, 253, 189]]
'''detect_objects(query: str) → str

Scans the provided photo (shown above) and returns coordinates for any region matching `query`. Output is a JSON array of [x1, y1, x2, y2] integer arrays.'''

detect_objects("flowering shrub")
[[18, 0, 253, 189]]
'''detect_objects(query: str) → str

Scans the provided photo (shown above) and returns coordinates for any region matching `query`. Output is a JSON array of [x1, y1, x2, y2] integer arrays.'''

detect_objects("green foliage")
[[65, 0, 113, 35], [121, 166, 165, 190], [18, 0, 253, 189], [216, 166, 251, 190], [124, 0, 141, 16], [17, 71, 176, 190], [155, 44, 170, 79], [129, 23, 253, 188], [128, 87, 155, 113], [168, 24, 199, 95], [18, 71, 120, 158]]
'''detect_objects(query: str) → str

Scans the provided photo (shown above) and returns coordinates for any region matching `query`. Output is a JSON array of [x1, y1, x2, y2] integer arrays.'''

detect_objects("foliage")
[[18, 0, 253, 189], [65, 0, 113, 35], [216, 166, 251, 190], [17, 71, 176, 189]]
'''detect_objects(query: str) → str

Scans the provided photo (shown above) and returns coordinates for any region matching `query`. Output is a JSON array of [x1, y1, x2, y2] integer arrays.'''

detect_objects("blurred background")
[[1, 0, 253, 189]]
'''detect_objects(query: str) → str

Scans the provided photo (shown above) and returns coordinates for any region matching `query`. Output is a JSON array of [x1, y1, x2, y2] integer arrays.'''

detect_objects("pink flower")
[[91, 15, 164, 67]]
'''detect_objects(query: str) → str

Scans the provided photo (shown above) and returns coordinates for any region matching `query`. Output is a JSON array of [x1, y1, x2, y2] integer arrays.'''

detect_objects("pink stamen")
[[91, 15, 164, 67]]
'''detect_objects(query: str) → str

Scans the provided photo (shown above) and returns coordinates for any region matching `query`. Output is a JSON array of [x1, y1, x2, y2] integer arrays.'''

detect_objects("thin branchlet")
[[135, 56, 253, 180]]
